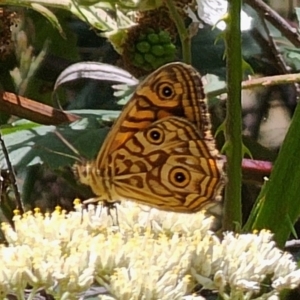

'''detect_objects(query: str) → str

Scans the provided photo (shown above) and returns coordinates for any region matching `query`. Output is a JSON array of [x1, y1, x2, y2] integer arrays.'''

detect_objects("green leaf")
[[284, 48, 300, 70], [0, 111, 121, 171], [54, 62, 138, 93], [30, 3, 65, 37], [53, 63, 138, 110]]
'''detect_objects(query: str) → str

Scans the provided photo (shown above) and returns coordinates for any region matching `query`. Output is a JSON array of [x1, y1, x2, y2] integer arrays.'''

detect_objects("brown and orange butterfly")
[[74, 62, 225, 213]]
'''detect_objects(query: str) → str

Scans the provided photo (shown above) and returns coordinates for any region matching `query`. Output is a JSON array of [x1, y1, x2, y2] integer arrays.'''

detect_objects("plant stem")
[[0, 131, 24, 214], [164, 0, 191, 64], [244, 0, 300, 48], [222, 0, 243, 231], [207, 72, 300, 98]]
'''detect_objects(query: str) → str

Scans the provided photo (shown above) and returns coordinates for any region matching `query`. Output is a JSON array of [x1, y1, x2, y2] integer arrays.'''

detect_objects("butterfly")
[[74, 62, 225, 213]]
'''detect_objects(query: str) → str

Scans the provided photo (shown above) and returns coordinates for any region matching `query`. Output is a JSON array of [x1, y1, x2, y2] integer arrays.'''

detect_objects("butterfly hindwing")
[[108, 117, 225, 213]]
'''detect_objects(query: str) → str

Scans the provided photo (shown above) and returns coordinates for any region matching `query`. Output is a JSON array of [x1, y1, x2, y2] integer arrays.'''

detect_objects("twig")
[[207, 72, 300, 98], [164, 0, 191, 64], [260, 15, 292, 74], [0, 91, 80, 125], [0, 132, 24, 214], [244, 0, 300, 48]]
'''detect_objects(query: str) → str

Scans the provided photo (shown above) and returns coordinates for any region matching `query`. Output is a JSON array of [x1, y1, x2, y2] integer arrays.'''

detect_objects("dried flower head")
[[0, 8, 20, 61]]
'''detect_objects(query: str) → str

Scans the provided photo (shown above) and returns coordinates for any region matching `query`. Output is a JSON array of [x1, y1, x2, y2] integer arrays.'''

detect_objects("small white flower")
[[183, 296, 205, 300], [272, 269, 300, 291]]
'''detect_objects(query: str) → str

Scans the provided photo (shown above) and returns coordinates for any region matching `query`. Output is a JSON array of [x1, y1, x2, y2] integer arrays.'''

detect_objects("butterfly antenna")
[[50, 130, 87, 164], [54, 130, 82, 157], [34, 144, 83, 163]]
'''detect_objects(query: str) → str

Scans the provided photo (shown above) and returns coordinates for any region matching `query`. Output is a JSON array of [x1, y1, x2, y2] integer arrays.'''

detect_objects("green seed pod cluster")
[[130, 29, 176, 71]]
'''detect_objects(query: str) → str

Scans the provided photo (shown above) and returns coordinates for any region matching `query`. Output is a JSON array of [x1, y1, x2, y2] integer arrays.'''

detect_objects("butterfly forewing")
[[94, 62, 212, 168]]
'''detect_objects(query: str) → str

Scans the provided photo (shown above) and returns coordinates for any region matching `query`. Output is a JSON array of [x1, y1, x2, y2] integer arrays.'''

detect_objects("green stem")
[[222, 0, 243, 231], [164, 0, 191, 64], [27, 288, 38, 300]]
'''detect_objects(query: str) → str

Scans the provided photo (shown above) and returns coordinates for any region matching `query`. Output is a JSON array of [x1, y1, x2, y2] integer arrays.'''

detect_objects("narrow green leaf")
[[246, 102, 300, 248], [31, 3, 65, 37]]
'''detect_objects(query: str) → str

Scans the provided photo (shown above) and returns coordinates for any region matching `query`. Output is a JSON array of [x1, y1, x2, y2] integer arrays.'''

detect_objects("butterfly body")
[[75, 62, 225, 213]]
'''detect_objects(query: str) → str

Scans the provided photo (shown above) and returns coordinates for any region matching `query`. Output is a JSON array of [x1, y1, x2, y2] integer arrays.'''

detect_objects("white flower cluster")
[[0, 201, 299, 300]]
